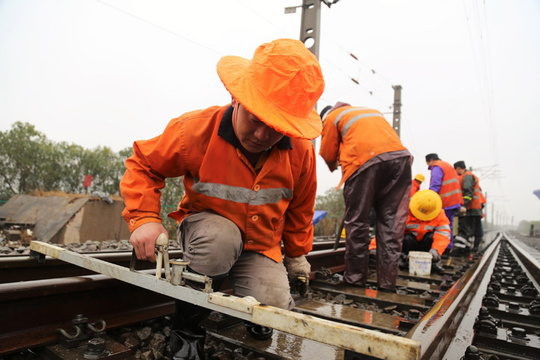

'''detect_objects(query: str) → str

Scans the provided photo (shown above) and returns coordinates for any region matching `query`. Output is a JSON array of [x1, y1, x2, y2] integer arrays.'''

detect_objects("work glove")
[[429, 249, 441, 262], [284, 255, 311, 297]]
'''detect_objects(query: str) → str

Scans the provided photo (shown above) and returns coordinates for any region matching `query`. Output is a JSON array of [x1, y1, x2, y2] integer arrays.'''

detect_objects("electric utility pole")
[[392, 85, 402, 137], [299, 1, 322, 58]]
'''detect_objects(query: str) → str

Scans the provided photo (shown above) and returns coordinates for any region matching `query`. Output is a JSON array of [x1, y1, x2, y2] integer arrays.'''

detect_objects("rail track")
[[1, 232, 539, 359]]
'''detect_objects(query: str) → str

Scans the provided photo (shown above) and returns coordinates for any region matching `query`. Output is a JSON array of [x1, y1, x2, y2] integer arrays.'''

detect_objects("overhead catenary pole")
[[299, 0, 322, 59], [392, 85, 402, 137], [298, 0, 322, 147]]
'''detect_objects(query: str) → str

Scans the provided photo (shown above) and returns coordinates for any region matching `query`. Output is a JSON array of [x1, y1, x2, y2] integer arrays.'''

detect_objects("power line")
[[93, 0, 223, 56]]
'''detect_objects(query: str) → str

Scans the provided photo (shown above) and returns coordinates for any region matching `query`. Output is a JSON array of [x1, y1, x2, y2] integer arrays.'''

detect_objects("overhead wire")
[[463, 0, 504, 216], [93, 0, 223, 56]]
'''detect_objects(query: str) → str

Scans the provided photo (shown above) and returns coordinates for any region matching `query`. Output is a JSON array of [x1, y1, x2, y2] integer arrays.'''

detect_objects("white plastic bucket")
[[408, 251, 432, 276]]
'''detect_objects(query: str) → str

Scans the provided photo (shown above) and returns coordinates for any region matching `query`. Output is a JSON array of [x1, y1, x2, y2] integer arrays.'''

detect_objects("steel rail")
[[406, 232, 502, 359], [29, 240, 421, 360]]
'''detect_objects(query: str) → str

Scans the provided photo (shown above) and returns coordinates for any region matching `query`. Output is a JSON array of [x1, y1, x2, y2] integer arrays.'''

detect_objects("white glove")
[[284, 255, 311, 296], [429, 249, 441, 262]]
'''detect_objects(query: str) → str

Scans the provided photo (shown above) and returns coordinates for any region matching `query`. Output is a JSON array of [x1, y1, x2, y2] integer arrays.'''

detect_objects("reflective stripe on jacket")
[[369, 210, 450, 255], [319, 106, 406, 188], [405, 210, 451, 255], [458, 171, 483, 210], [120, 105, 317, 263], [431, 160, 463, 208]]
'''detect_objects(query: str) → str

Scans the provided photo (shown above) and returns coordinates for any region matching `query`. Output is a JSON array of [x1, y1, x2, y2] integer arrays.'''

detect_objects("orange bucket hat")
[[217, 38, 325, 140]]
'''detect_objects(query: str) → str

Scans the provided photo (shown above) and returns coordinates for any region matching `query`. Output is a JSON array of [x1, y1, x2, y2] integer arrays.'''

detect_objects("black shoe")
[[432, 262, 446, 275], [171, 329, 204, 360], [244, 321, 273, 340], [377, 286, 396, 293], [398, 254, 409, 271]]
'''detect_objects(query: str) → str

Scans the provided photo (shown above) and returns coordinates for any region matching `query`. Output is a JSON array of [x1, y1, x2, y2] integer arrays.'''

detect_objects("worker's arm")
[[282, 143, 317, 258], [430, 212, 451, 255], [319, 117, 340, 172], [428, 166, 444, 193], [461, 174, 475, 208], [120, 117, 189, 261]]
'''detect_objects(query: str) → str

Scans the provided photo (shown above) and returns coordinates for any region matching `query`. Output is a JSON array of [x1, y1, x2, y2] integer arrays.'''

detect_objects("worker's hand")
[[130, 222, 168, 262], [429, 248, 441, 262], [459, 206, 467, 215], [284, 255, 311, 297]]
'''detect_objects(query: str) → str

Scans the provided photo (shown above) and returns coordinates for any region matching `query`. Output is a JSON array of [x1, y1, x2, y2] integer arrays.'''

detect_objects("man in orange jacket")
[[120, 39, 325, 353], [454, 161, 485, 253], [369, 190, 451, 275], [411, 173, 425, 197], [319, 103, 412, 292], [425, 153, 463, 252]]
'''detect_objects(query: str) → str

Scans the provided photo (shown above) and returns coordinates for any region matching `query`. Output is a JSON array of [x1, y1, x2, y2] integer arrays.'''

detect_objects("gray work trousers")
[[343, 156, 411, 290], [178, 212, 294, 310]]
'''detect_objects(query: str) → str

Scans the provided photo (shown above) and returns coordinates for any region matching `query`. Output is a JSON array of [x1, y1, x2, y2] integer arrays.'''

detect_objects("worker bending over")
[[319, 102, 411, 292]]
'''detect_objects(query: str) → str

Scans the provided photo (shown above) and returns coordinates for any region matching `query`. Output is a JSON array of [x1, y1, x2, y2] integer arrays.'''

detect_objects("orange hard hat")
[[217, 39, 325, 140]]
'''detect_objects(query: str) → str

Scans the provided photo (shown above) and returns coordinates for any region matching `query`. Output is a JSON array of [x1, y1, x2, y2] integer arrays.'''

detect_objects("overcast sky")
[[1, 0, 539, 225]]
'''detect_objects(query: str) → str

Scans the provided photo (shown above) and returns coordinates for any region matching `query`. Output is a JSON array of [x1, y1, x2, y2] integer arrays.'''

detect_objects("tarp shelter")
[[313, 210, 328, 226], [0, 194, 130, 244]]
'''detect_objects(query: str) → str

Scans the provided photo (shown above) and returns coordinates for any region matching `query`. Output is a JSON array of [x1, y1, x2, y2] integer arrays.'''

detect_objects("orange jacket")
[[411, 179, 421, 197], [369, 209, 451, 255], [431, 160, 463, 208], [120, 105, 317, 263], [458, 171, 483, 210], [319, 106, 407, 188]]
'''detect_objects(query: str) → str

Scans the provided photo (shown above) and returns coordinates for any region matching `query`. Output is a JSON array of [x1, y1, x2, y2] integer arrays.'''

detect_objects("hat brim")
[[217, 56, 322, 140]]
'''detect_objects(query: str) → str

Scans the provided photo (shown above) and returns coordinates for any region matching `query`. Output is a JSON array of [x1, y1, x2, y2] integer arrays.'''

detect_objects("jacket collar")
[[218, 105, 292, 150]]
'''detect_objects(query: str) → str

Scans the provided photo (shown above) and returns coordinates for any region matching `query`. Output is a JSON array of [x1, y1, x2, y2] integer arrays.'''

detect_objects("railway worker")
[[453, 161, 485, 253], [425, 153, 463, 252], [369, 190, 451, 275], [120, 39, 325, 356], [319, 102, 412, 292], [411, 173, 425, 197]]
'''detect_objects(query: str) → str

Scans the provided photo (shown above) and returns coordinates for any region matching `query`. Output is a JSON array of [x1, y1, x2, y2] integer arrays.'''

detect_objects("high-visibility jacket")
[[368, 209, 451, 255], [411, 179, 421, 197], [404, 210, 451, 255], [319, 106, 407, 189], [120, 105, 317, 263], [458, 170, 483, 210], [431, 160, 463, 208]]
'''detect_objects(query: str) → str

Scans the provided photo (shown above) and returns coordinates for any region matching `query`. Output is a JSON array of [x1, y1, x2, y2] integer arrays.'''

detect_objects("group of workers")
[[118, 38, 485, 358]]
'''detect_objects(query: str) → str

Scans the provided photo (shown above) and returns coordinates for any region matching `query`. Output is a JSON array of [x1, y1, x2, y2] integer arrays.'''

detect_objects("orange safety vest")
[[432, 160, 463, 208], [369, 210, 451, 255], [458, 171, 483, 210], [411, 179, 421, 197], [121, 105, 317, 263], [319, 106, 407, 189]]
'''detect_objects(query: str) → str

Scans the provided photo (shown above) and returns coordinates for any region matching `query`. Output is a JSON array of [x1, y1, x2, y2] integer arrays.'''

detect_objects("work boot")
[[398, 254, 409, 271], [431, 261, 446, 275], [171, 301, 210, 360]]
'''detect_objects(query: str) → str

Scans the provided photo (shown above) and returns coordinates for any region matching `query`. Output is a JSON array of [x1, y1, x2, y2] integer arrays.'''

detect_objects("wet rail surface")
[[1, 233, 539, 359]]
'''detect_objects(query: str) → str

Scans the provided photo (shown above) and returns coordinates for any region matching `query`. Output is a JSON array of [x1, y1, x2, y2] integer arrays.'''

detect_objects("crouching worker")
[[369, 190, 450, 276], [119, 38, 325, 359], [401, 190, 451, 274]]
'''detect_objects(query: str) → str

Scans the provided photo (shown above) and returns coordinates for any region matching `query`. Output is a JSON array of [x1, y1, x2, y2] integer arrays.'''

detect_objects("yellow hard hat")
[[414, 173, 425, 182], [410, 190, 442, 221]]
